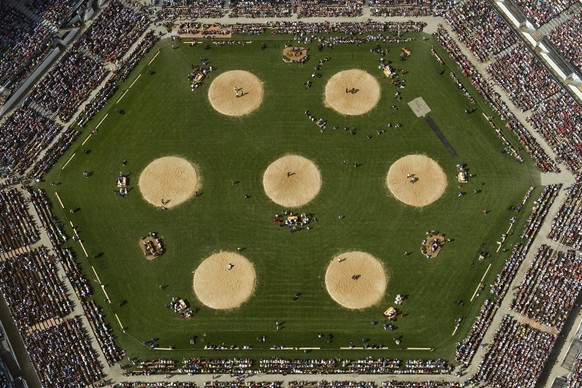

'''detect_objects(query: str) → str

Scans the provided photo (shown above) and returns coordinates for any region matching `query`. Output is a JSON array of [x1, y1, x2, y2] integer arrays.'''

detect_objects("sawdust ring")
[[386, 154, 447, 207], [208, 70, 264, 116], [325, 251, 388, 309], [193, 251, 256, 310], [324, 69, 381, 115], [138, 156, 199, 208], [262, 155, 322, 208]]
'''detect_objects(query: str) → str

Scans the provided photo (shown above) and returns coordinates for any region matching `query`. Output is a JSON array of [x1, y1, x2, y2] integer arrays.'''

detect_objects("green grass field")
[[44, 31, 540, 363]]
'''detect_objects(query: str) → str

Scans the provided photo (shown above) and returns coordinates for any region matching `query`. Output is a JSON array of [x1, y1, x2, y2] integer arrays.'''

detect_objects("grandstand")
[[0, 0, 581, 387]]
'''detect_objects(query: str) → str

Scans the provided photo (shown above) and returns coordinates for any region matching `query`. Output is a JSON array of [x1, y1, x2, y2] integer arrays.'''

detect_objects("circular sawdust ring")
[[386, 154, 447, 207], [208, 70, 264, 116], [193, 251, 256, 310], [324, 69, 381, 116], [138, 156, 199, 208], [325, 251, 388, 309], [262, 154, 322, 208]]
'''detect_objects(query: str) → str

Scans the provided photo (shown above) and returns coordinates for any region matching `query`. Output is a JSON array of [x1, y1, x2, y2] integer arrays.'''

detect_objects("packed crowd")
[[27, 126, 80, 181], [289, 382, 373, 387], [298, 0, 364, 18], [503, 115, 560, 173], [206, 383, 283, 387], [61, 247, 93, 298], [443, 0, 518, 62], [513, 0, 577, 28], [26, 316, 104, 386], [257, 358, 452, 374], [490, 242, 528, 299], [0, 189, 39, 253], [156, 0, 225, 20], [0, 247, 72, 329], [0, 0, 159, 181], [29, 188, 68, 246], [116, 384, 197, 388], [548, 184, 582, 249], [0, 193, 104, 387], [124, 357, 454, 376], [127, 358, 178, 375], [566, 355, 582, 388], [486, 42, 562, 112], [77, 79, 118, 128], [229, 0, 294, 18], [116, 31, 161, 82], [0, 3, 54, 106], [439, 4, 582, 177], [546, 9, 582, 71], [77, 0, 150, 63], [181, 358, 253, 374], [84, 298, 126, 366], [520, 184, 561, 240], [489, 186, 536, 299], [23, 0, 78, 28], [382, 383, 466, 387], [0, 107, 63, 175], [526, 91, 582, 174], [77, 29, 158, 127], [432, 26, 558, 173], [511, 245, 582, 331], [269, 20, 425, 37], [370, 0, 435, 17], [25, 49, 108, 122], [476, 315, 556, 387], [455, 298, 497, 366]]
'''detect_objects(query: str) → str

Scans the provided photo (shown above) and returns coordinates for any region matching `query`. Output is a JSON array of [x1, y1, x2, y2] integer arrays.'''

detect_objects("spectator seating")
[[511, 245, 582, 331], [476, 315, 557, 387], [548, 184, 582, 250], [512, 0, 578, 28], [229, 0, 294, 18], [526, 92, 582, 174], [444, 0, 519, 62], [23, 0, 79, 29], [487, 42, 562, 112], [0, 188, 39, 253], [76, 0, 150, 63], [298, 0, 364, 18], [455, 299, 497, 366], [0, 3, 54, 106], [546, 10, 582, 72], [0, 247, 72, 329], [26, 49, 109, 122]]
